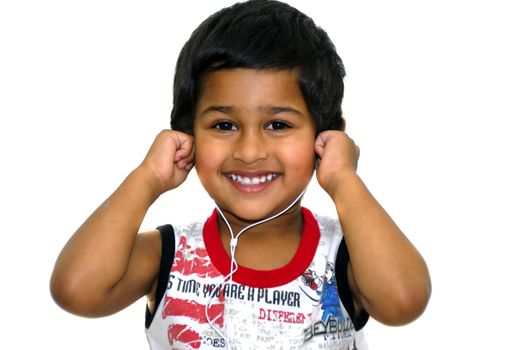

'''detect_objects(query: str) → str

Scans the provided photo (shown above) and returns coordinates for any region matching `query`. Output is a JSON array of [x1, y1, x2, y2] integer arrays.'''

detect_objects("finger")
[[314, 132, 330, 158], [176, 133, 194, 152], [174, 146, 191, 162], [175, 142, 195, 170], [175, 152, 194, 170]]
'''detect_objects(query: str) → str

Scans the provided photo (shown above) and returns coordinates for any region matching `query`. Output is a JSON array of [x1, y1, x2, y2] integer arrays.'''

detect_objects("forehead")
[[196, 68, 307, 110]]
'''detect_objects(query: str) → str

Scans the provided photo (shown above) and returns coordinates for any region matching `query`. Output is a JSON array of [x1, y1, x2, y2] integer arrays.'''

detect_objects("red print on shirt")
[[162, 235, 224, 348], [172, 236, 221, 278]]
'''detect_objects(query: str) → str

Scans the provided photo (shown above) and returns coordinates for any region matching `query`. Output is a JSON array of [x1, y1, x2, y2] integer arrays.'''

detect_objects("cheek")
[[193, 141, 215, 182], [193, 137, 230, 192], [280, 141, 316, 175], [194, 157, 217, 198]]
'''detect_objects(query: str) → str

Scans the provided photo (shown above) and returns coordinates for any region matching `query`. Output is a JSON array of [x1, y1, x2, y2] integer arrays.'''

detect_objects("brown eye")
[[213, 121, 237, 131], [266, 121, 290, 130]]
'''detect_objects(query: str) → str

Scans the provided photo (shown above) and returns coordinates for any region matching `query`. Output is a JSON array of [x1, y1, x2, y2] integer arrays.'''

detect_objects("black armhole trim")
[[145, 224, 175, 329], [335, 237, 369, 331]]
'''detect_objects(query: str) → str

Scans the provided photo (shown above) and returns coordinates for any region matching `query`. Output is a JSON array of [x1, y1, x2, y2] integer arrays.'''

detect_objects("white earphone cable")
[[205, 189, 306, 348]]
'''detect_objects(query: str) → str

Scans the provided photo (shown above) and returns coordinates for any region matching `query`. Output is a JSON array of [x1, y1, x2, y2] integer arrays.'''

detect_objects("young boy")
[[51, 1, 431, 349]]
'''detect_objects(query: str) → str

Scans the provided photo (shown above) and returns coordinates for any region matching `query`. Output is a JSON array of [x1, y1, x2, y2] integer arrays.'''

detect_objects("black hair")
[[170, 0, 346, 135]]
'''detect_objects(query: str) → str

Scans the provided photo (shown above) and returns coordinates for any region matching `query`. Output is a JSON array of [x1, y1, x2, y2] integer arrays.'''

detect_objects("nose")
[[232, 130, 268, 164]]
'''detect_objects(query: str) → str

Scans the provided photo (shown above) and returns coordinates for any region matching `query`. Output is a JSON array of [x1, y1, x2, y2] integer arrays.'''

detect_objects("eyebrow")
[[200, 105, 233, 115], [262, 105, 304, 116], [199, 105, 304, 117]]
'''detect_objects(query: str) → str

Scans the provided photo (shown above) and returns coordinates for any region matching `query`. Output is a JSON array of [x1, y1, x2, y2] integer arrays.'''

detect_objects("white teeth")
[[228, 173, 278, 185]]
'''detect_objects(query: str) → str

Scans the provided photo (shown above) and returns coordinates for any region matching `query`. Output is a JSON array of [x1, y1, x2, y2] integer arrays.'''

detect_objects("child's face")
[[193, 68, 316, 221]]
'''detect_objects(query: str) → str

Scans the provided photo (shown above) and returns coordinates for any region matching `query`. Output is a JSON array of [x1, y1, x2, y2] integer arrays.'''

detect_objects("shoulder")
[[145, 218, 208, 324], [313, 213, 342, 235], [153, 218, 207, 259], [311, 212, 344, 245], [167, 218, 207, 238]]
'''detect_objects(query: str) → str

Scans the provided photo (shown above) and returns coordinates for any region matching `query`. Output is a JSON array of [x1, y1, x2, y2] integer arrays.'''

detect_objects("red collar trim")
[[203, 207, 320, 288]]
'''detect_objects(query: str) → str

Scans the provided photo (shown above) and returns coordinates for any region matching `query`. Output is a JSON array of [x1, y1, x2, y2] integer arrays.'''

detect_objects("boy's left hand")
[[315, 130, 360, 195]]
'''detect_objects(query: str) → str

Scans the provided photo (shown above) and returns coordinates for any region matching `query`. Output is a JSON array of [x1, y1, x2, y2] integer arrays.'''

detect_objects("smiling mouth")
[[226, 173, 280, 185]]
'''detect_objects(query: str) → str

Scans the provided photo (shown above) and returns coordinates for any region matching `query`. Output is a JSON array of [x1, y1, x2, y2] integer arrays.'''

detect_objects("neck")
[[217, 201, 304, 239]]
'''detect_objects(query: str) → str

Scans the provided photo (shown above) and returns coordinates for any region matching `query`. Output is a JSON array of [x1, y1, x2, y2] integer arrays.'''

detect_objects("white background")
[[1, 0, 522, 349]]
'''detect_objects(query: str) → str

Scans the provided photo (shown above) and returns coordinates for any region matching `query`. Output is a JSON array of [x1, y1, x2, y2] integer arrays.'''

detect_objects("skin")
[[193, 69, 316, 270], [50, 68, 431, 326]]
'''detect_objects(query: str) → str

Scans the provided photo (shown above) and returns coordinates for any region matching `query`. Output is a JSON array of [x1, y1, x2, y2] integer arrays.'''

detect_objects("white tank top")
[[145, 207, 368, 349]]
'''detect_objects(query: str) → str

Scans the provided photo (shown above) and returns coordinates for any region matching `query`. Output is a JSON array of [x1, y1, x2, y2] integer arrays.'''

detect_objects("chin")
[[218, 197, 303, 223], [221, 206, 275, 222]]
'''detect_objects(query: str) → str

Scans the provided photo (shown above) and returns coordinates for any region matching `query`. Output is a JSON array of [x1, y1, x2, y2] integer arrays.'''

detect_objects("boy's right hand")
[[50, 129, 194, 317], [138, 130, 194, 196]]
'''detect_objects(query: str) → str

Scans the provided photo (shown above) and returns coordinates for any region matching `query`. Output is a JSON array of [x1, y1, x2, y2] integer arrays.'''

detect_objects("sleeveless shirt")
[[145, 207, 368, 349]]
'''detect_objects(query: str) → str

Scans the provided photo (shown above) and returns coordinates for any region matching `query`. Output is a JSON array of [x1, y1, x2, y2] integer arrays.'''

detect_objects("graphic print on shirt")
[[299, 269, 322, 302], [162, 233, 314, 348], [300, 263, 354, 345], [150, 213, 367, 349], [162, 235, 225, 349], [319, 262, 345, 326]]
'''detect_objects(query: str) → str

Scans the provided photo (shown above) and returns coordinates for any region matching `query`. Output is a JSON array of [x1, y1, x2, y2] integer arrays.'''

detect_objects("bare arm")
[[315, 131, 431, 325], [50, 130, 194, 317]]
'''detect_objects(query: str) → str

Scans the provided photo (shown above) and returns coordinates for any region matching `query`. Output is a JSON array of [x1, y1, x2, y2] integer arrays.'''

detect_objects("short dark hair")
[[170, 0, 346, 135]]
